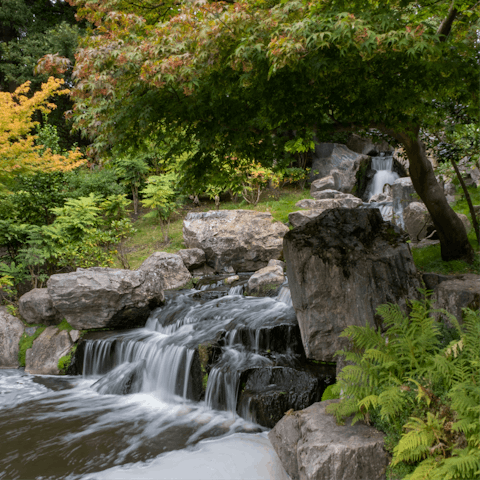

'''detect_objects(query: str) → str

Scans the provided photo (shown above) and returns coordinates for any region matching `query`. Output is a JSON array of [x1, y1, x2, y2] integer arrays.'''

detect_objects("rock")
[[289, 197, 363, 229], [0, 307, 24, 368], [183, 210, 289, 273], [310, 176, 335, 194], [177, 248, 206, 271], [191, 264, 216, 277], [444, 181, 456, 196], [247, 265, 284, 295], [369, 192, 392, 203], [284, 208, 421, 362], [225, 275, 240, 285], [461, 167, 480, 188], [310, 143, 370, 193], [267, 259, 285, 269], [138, 252, 192, 290], [392, 177, 417, 229], [47, 267, 164, 330], [446, 194, 456, 204], [403, 202, 433, 241], [422, 273, 451, 291], [25, 326, 73, 375], [18, 288, 62, 325], [432, 274, 480, 324], [404, 203, 471, 242], [346, 133, 391, 156], [69, 330, 81, 343], [296, 195, 361, 210], [237, 366, 333, 428], [269, 400, 388, 480], [310, 189, 355, 200]]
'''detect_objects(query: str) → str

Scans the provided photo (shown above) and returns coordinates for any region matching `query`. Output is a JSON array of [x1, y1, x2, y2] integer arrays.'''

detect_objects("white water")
[[368, 156, 399, 200], [0, 282, 298, 479]]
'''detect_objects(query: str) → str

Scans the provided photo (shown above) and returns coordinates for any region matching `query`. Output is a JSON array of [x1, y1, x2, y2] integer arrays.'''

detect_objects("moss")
[[18, 326, 46, 367], [202, 373, 208, 391], [58, 344, 77, 374], [57, 318, 73, 332], [352, 157, 372, 197]]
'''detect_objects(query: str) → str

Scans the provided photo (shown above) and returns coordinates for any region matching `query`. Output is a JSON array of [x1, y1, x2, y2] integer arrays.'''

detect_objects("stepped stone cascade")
[[309, 143, 370, 193], [269, 400, 388, 480], [0, 307, 24, 368], [47, 266, 164, 330], [283, 208, 421, 364], [183, 210, 289, 273]]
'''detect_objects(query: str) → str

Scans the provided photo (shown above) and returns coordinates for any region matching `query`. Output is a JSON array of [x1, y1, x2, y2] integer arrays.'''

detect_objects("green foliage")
[[58, 345, 77, 374], [66, 168, 125, 199], [141, 173, 178, 241], [327, 297, 480, 480], [321, 384, 339, 401], [18, 326, 46, 367]]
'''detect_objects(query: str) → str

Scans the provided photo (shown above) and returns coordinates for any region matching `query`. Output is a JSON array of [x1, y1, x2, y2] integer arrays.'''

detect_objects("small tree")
[[0, 77, 84, 184], [141, 173, 178, 242]]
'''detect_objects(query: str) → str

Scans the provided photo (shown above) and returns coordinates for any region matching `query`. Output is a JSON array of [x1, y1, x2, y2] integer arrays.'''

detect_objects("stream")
[[0, 278, 306, 479]]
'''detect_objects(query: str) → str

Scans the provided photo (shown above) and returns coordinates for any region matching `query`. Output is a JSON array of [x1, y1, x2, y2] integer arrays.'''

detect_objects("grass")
[[122, 186, 309, 269], [411, 186, 480, 275]]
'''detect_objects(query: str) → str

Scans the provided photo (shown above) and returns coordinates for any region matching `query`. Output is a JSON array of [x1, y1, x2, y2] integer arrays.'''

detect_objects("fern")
[[327, 296, 480, 480]]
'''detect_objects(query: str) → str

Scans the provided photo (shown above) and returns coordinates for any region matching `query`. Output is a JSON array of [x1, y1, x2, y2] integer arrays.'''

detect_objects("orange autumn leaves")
[[0, 77, 84, 179]]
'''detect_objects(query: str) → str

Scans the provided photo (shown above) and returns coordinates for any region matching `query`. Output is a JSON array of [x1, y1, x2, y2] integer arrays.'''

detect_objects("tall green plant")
[[328, 297, 480, 480]]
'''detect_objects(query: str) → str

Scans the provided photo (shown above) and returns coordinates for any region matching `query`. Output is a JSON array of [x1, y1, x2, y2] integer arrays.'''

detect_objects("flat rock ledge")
[[269, 400, 388, 480]]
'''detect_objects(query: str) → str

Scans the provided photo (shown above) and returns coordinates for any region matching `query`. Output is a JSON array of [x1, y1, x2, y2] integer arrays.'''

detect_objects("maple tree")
[[67, 0, 479, 261], [0, 77, 84, 183]]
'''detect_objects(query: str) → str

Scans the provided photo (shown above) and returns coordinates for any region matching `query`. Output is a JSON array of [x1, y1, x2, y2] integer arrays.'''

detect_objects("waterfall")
[[368, 156, 399, 200]]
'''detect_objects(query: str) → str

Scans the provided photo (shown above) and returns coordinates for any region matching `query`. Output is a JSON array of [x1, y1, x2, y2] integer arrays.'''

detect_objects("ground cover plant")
[[327, 295, 480, 479]]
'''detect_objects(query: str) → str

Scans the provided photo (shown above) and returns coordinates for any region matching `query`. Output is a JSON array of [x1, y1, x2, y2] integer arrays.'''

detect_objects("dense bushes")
[[328, 295, 480, 480]]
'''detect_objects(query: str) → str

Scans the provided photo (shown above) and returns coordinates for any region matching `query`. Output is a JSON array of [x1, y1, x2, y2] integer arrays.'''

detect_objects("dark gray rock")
[[432, 274, 480, 324], [0, 307, 24, 368], [25, 326, 73, 375], [47, 267, 164, 330], [177, 248, 206, 271], [238, 366, 333, 428], [138, 252, 192, 290], [422, 273, 451, 291], [183, 210, 289, 273], [18, 288, 62, 325], [346, 134, 391, 156], [309, 143, 370, 193], [284, 208, 421, 362], [269, 400, 388, 480]]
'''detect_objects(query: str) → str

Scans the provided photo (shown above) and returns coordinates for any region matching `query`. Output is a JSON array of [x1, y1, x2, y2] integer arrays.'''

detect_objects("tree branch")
[[437, 1, 457, 41]]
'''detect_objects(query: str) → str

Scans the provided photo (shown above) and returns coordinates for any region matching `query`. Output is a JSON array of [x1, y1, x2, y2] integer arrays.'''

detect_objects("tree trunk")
[[400, 132, 474, 262]]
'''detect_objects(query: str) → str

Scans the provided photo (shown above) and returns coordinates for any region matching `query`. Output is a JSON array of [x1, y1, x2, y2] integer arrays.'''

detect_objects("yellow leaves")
[[0, 78, 84, 179]]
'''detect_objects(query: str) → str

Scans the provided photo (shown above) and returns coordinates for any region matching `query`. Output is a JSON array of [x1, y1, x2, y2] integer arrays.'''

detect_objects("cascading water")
[[367, 155, 399, 221], [0, 276, 319, 479]]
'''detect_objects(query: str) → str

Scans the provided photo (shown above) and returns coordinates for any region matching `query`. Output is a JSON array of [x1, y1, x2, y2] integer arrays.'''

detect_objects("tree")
[[0, 77, 84, 184], [68, 0, 479, 261]]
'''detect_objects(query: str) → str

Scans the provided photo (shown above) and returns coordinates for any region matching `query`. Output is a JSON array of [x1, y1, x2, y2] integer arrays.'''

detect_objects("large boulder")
[[432, 274, 480, 324], [404, 202, 472, 242], [310, 189, 356, 201], [288, 197, 363, 229], [0, 307, 24, 368], [138, 252, 192, 290], [183, 210, 289, 273], [296, 195, 361, 210], [47, 267, 164, 330], [268, 400, 388, 480], [309, 143, 370, 193], [18, 288, 62, 325], [284, 208, 421, 363], [177, 248, 206, 271], [310, 176, 335, 194], [346, 133, 391, 156], [25, 326, 74, 375]]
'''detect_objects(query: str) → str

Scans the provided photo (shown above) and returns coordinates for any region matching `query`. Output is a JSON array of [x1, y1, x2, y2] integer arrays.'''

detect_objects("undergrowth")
[[327, 294, 480, 480], [18, 326, 46, 366]]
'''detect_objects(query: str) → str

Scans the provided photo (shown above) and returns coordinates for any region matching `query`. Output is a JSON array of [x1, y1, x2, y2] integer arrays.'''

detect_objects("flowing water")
[[0, 278, 299, 479], [367, 155, 399, 221]]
